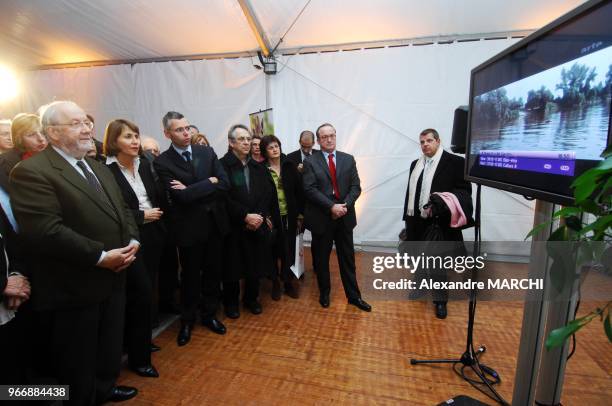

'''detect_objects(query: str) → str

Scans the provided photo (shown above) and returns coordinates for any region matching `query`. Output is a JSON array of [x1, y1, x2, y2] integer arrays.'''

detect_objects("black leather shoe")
[[107, 386, 138, 402], [348, 297, 372, 312], [435, 302, 448, 319], [284, 281, 299, 299], [245, 301, 262, 315], [177, 323, 192, 346], [202, 317, 227, 334], [319, 295, 330, 308], [130, 365, 159, 378], [225, 306, 240, 319], [150, 343, 161, 352]]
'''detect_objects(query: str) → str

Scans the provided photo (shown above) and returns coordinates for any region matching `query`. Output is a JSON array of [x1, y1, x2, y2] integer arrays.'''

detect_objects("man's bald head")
[[141, 136, 161, 157]]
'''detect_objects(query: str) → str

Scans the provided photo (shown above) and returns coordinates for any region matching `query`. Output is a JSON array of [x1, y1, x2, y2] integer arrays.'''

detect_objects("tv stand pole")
[[512, 199, 580, 406]]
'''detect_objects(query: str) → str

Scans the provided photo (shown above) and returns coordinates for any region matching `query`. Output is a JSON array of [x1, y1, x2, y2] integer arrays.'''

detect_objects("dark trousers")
[[222, 278, 260, 307], [405, 218, 449, 304], [177, 230, 223, 323], [275, 215, 296, 282], [311, 219, 360, 300], [0, 302, 34, 385], [36, 283, 125, 406], [139, 221, 165, 323], [158, 240, 179, 311], [124, 255, 152, 368]]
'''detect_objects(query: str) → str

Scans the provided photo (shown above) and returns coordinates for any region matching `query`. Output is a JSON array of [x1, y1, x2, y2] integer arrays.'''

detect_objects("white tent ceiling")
[[0, 0, 588, 68]]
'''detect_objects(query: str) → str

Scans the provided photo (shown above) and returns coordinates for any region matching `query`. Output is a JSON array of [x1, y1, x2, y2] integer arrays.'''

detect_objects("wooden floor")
[[117, 249, 611, 405]]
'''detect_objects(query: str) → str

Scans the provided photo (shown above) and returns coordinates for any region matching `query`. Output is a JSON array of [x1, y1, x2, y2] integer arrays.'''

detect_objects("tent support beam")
[[236, 0, 272, 57], [30, 30, 532, 70]]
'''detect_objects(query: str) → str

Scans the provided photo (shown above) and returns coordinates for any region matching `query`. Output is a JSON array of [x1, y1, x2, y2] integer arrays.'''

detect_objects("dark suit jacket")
[[220, 151, 280, 280], [286, 150, 303, 166], [286, 149, 319, 166], [402, 150, 472, 241], [0, 149, 23, 177], [302, 150, 361, 234], [9, 147, 139, 311], [106, 156, 167, 228], [277, 155, 303, 229], [153, 145, 230, 246], [0, 168, 25, 299]]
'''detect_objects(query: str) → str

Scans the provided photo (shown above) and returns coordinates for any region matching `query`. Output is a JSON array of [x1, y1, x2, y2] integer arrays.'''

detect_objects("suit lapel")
[[431, 151, 450, 190], [191, 147, 202, 177], [88, 159, 123, 222], [46, 148, 120, 222], [167, 146, 193, 173], [316, 151, 331, 180], [334, 151, 343, 179], [138, 160, 156, 204]]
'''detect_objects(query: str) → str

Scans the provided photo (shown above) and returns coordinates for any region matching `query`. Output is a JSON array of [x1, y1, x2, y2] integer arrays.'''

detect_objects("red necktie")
[[328, 153, 340, 200]]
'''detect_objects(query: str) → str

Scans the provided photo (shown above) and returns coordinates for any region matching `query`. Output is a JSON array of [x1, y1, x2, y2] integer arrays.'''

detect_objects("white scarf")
[[407, 146, 443, 218]]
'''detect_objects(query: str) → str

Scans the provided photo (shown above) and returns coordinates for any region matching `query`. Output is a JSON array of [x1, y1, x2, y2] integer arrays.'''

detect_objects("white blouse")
[[106, 156, 154, 222]]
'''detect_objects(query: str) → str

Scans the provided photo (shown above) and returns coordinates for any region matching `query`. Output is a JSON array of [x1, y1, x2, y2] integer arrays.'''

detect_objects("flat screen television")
[[466, 0, 612, 205]]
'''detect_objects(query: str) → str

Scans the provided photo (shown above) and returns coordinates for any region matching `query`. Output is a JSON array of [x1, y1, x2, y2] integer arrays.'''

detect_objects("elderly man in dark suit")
[[10, 101, 140, 405], [153, 111, 231, 346], [303, 123, 371, 311], [402, 128, 472, 319]]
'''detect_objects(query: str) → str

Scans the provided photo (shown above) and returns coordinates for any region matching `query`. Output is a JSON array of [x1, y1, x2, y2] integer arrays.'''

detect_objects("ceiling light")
[[0, 65, 19, 103]]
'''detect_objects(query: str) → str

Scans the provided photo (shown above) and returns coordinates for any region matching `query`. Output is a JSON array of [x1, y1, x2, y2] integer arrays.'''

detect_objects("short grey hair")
[[162, 111, 184, 130], [38, 101, 79, 132], [227, 124, 250, 141]]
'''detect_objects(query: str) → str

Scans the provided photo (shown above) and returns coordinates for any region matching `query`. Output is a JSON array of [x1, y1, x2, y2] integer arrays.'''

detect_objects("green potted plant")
[[527, 145, 611, 348]]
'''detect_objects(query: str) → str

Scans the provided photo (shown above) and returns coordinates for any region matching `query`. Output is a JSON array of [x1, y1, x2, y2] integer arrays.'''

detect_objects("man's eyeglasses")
[[52, 120, 94, 131], [318, 133, 336, 141], [235, 136, 252, 143], [172, 126, 190, 134]]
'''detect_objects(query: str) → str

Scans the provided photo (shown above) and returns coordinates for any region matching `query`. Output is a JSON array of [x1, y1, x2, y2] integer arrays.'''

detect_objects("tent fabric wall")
[[9, 64, 135, 140], [131, 59, 265, 148], [5, 38, 536, 248], [270, 39, 535, 245]]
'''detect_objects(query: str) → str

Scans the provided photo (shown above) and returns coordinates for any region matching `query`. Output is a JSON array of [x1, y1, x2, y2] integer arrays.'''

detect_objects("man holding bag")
[[402, 128, 473, 319]]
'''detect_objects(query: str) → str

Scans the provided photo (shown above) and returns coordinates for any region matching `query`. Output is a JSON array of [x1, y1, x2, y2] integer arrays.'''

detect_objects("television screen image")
[[466, 0, 612, 204]]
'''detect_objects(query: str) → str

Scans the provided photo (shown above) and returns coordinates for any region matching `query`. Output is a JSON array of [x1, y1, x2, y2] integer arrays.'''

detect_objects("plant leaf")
[[577, 199, 600, 215], [574, 180, 600, 203], [546, 318, 587, 349], [594, 156, 612, 170], [525, 220, 553, 240], [579, 215, 612, 238]]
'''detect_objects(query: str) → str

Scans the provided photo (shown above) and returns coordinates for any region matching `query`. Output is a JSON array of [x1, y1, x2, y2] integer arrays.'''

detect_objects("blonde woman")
[[0, 113, 47, 176], [191, 132, 210, 147]]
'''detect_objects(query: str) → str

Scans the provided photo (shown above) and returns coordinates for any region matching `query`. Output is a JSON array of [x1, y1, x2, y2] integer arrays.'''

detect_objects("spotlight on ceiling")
[[263, 60, 277, 75], [0, 65, 19, 103], [257, 51, 277, 75]]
